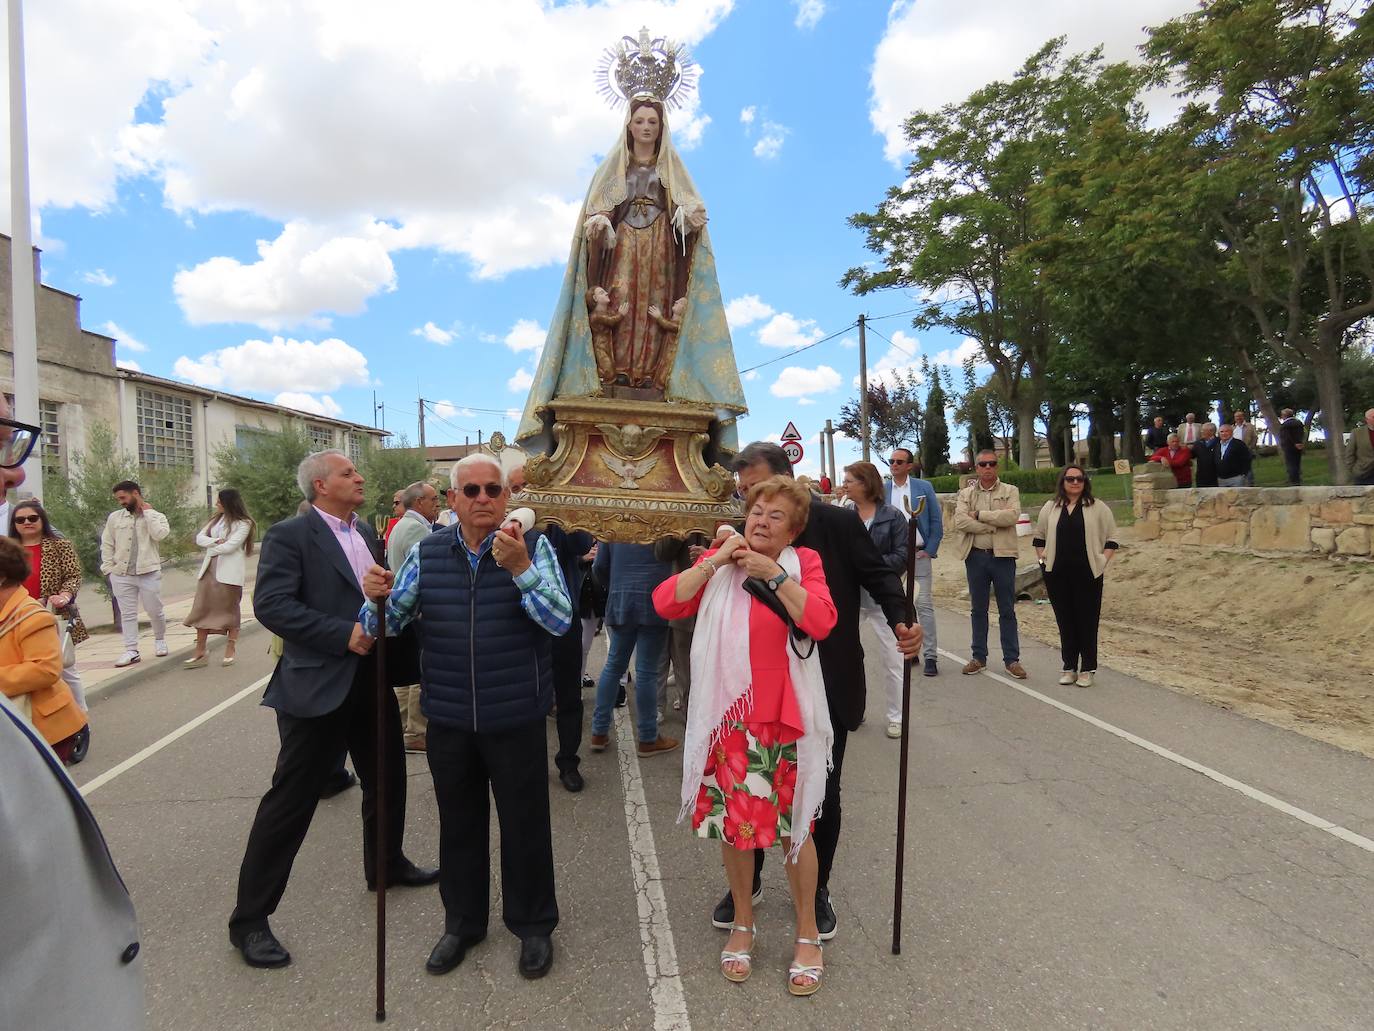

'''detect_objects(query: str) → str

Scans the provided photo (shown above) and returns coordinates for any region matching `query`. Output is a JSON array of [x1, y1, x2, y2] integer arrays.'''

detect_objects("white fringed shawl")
[[677, 546, 832, 860]]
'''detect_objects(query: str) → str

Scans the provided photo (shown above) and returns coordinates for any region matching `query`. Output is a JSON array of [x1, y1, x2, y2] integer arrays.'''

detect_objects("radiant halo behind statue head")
[[595, 26, 698, 110]]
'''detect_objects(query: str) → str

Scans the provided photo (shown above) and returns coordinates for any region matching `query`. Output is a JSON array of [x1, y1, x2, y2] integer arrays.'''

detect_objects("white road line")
[[80, 675, 270, 798], [937, 647, 1374, 855], [612, 706, 691, 1031]]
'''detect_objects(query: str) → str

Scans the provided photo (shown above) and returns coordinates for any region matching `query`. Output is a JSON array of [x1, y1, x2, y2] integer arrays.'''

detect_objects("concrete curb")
[[84, 619, 265, 703]]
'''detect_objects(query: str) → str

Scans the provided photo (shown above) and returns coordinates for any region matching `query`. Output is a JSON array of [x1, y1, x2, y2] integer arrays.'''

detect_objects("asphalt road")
[[73, 606, 1374, 1030]]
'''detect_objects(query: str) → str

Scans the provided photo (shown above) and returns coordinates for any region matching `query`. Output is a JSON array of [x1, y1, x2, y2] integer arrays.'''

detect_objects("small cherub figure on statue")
[[586, 285, 629, 388], [643, 296, 687, 391]]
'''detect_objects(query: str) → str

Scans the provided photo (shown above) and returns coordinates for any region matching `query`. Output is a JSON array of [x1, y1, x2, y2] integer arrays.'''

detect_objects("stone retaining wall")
[[1131, 465, 1374, 558]]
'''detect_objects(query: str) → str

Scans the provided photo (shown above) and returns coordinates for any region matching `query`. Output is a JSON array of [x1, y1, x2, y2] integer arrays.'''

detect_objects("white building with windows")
[[0, 235, 386, 506]]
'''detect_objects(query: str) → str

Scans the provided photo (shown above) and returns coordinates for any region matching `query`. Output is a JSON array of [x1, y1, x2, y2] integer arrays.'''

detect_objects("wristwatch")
[[766, 568, 789, 592]]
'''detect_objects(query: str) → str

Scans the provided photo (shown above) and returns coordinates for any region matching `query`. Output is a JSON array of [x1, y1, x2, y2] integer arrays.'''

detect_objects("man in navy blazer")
[[883, 447, 943, 677], [228, 449, 437, 970]]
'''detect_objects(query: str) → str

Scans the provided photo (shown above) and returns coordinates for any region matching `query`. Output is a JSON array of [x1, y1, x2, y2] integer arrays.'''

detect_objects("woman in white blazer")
[[1032, 466, 1118, 688], [183, 489, 255, 667]]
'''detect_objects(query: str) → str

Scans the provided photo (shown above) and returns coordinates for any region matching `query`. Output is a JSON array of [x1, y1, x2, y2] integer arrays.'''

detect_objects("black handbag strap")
[[740, 576, 815, 660]]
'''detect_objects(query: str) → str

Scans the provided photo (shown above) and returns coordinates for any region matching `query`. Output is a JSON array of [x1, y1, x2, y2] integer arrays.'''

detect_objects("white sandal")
[[720, 924, 755, 983], [788, 936, 824, 996]]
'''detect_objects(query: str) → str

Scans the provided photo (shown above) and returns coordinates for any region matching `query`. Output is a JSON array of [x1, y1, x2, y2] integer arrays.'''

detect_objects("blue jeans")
[[965, 548, 1019, 665], [591, 624, 668, 743]]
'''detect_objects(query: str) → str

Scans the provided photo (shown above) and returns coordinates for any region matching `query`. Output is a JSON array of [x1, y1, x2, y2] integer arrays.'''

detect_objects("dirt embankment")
[[930, 531, 1374, 759]]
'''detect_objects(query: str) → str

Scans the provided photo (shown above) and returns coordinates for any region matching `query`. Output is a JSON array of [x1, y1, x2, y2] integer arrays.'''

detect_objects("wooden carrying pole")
[[374, 600, 388, 1022], [892, 495, 923, 954]]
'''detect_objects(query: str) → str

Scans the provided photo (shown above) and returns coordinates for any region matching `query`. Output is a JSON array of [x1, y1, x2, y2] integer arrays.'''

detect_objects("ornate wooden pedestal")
[[522, 396, 739, 542]]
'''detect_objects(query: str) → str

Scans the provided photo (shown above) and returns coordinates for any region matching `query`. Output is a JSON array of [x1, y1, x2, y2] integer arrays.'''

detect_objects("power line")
[[738, 321, 858, 374], [863, 321, 919, 359], [864, 305, 924, 323]]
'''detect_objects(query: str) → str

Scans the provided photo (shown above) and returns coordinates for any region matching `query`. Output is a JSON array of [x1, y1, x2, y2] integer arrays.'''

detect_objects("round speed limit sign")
[[781, 440, 804, 465]]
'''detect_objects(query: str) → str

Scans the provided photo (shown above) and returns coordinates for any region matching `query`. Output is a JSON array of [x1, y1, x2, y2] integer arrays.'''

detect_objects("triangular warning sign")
[[780, 421, 802, 441]]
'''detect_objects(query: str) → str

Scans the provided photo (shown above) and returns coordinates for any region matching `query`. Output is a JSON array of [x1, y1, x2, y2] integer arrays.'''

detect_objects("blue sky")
[[10, 0, 1196, 478]]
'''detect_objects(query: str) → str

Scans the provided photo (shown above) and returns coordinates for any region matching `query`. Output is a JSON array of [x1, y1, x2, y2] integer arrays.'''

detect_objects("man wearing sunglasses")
[[361, 454, 573, 981], [0, 396, 145, 1027], [884, 447, 943, 677], [952, 450, 1027, 679]]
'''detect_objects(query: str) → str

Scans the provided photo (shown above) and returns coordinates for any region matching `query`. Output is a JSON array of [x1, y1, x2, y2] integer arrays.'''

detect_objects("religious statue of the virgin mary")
[[515, 29, 746, 463]]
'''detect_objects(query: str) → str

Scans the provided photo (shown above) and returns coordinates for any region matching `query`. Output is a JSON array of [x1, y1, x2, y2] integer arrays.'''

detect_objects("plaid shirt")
[[360, 528, 572, 638]]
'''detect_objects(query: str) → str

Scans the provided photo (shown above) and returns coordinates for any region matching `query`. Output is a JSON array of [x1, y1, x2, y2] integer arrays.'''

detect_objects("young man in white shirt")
[[99, 480, 170, 667]]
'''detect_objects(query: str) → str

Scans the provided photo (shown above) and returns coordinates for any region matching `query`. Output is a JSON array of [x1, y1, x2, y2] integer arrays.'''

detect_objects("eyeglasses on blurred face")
[[888, 457, 909, 466], [14, 513, 40, 524], [976, 460, 997, 468], [1063, 475, 1084, 483], [0, 417, 40, 469], [461, 483, 503, 499]]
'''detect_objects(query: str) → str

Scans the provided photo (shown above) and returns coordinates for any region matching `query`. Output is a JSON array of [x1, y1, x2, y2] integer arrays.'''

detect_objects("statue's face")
[[592, 287, 610, 307], [629, 105, 661, 147]]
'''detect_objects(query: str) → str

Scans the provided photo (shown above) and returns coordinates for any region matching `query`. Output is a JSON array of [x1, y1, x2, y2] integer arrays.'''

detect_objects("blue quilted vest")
[[415, 524, 552, 732]]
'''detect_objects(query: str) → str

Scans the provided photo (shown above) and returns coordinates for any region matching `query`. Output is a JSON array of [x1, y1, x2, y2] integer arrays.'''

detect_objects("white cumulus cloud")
[[739, 106, 756, 125], [725, 294, 775, 330], [115, 358, 141, 371], [413, 321, 454, 345], [173, 220, 397, 329], [771, 365, 842, 399], [753, 121, 789, 160], [794, 0, 826, 29], [274, 392, 344, 419], [758, 312, 823, 349], [868, 0, 1196, 163], [82, 268, 116, 287], [507, 367, 535, 393], [101, 320, 148, 352], [173, 336, 371, 393], [504, 319, 547, 354]]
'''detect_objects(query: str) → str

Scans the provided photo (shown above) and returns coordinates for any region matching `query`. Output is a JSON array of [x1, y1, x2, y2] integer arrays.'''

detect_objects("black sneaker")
[[615, 686, 627, 708], [815, 887, 837, 940], [711, 879, 764, 930]]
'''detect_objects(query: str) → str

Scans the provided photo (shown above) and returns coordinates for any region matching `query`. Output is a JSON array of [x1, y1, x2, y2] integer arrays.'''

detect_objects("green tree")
[[357, 437, 431, 526], [45, 422, 200, 588], [214, 424, 314, 529], [844, 40, 1144, 467], [1143, 0, 1374, 481], [836, 371, 924, 459], [920, 374, 951, 474]]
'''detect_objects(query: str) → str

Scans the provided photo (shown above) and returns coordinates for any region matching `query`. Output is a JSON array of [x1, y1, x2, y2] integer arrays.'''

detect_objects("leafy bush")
[[45, 423, 201, 588], [928, 466, 1064, 494], [214, 424, 314, 529], [357, 437, 431, 526]]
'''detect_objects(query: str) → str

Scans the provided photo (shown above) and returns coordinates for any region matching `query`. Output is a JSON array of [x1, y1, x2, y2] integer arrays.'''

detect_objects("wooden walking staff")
[[892, 494, 924, 955], [374, 599, 388, 1022]]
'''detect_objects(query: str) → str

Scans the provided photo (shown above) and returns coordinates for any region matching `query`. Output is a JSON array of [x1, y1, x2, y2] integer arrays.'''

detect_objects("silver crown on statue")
[[595, 26, 697, 109]]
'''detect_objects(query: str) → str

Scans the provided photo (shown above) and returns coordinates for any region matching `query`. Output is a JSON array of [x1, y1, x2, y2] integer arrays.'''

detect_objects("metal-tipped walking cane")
[[892, 494, 924, 955], [374, 596, 388, 1022]]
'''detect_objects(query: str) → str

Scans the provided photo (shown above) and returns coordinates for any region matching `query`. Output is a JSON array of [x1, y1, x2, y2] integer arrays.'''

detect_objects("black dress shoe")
[[425, 932, 484, 975], [230, 927, 291, 969], [518, 935, 554, 979], [559, 768, 584, 793], [69, 724, 90, 765], [320, 770, 357, 799], [923, 657, 939, 677], [367, 858, 440, 891]]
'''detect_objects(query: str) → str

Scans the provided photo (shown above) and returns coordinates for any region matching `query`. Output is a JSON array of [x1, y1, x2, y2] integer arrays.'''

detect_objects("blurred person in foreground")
[[362, 454, 571, 980], [0, 394, 144, 1029], [654, 476, 837, 995], [10, 498, 91, 760], [1033, 466, 1119, 689]]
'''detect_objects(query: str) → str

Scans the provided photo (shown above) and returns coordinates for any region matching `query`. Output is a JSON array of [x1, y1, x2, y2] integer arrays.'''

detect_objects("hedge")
[[929, 466, 1064, 494]]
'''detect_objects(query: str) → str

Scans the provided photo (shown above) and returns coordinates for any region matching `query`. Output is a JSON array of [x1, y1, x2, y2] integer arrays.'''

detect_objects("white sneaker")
[[1075, 671, 1095, 688], [886, 721, 902, 739], [154, 640, 169, 657], [1058, 670, 1075, 686], [115, 650, 141, 668]]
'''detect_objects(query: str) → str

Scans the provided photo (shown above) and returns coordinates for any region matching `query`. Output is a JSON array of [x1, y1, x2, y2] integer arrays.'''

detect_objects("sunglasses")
[[0, 417, 40, 469], [1063, 475, 1084, 483], [888, 458, 909, 465], [976, 460, 998, 468], [13, 514, 40, 524], [461, 483, 504, 499]]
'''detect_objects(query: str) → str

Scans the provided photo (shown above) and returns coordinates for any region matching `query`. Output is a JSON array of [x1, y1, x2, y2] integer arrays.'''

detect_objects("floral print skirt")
[[692, 720, 800, 850]]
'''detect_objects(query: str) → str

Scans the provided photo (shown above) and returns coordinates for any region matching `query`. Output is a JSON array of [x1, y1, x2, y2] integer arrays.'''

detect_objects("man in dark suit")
[[228, 449, 437, 970], [1214, 423, 1253, 487], [712, 442, 922, 941], [1192, 423, 1220, 487]]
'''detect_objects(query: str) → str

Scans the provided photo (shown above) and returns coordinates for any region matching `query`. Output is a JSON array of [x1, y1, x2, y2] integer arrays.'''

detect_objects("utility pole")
[[825, 419, 837, 484], [857, 313, 870, 462], [417, 395, 426, 451], [376, 401, 386, 432], [372, 390, 378, 428], [8, 0, 41, 499]]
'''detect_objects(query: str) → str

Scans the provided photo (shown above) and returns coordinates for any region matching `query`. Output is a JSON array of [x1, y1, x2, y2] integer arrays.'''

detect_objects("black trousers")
[[551, 629, 584, 774], [754, 710, 850, 892], [1044, 565, 1104, 673], [230, 656, 407, 936], [1282, 448, 1302, 485], [427, 718, 559, 940]]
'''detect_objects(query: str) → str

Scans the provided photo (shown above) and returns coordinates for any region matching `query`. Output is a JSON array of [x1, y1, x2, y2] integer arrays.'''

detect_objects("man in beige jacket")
[[952, 450, 1027, 678], [100, 479, 170, 667]]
